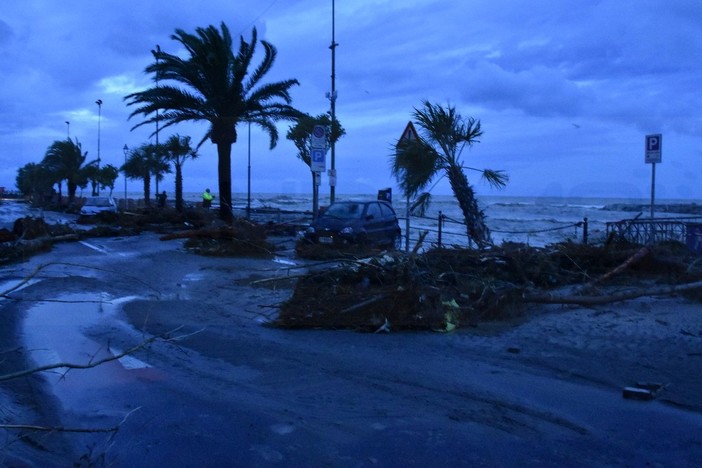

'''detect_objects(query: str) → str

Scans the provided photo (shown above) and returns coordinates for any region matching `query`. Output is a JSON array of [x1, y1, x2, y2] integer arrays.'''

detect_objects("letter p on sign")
[[645, 134, 662, 164]]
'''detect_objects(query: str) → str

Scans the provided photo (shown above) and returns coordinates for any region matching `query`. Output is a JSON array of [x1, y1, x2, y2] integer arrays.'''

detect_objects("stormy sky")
[[1, 0, 700, 200]]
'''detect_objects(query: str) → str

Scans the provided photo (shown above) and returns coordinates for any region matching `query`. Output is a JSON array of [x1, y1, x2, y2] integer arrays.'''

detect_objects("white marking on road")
[[79, 240, 110, 254], [273, 256, 296, 266], [109, 347, 152, 370]]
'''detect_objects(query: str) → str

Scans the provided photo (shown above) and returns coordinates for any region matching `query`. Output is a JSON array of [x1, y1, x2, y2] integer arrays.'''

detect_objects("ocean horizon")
[[3, 192, 702, 249]]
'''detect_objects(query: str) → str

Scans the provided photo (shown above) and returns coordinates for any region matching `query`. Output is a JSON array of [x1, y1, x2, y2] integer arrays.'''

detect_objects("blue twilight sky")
[[1, 0, 700, 200]]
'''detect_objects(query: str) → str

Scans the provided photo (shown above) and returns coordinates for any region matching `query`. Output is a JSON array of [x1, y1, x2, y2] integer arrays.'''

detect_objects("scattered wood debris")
[[276, 241, 702, 332]]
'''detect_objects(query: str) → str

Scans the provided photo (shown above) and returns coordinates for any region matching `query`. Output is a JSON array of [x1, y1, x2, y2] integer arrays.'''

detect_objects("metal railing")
[[605, 216, 702, 246], [400, 211, 588, 251]]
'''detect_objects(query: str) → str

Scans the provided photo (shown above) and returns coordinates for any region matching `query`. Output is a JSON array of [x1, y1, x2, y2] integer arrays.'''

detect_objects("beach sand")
[[2, 232, 702, 466]]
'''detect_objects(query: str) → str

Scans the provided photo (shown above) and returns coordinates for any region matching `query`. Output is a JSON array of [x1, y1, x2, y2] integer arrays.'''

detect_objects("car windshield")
[[85, 198, 112, 207], [322, 202, 363, 219]]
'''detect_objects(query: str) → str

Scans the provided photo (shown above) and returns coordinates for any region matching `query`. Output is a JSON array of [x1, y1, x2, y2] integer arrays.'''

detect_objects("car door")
[[363, 202, 385, 244], [379, 202, 399, 242]]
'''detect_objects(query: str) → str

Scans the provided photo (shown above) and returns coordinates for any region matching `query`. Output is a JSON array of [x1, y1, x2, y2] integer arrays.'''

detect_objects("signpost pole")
[[644, 133, 662, 244], [644, 134, 662, 219], [310, 125, 328, 219], [650, 162, 656, 219], [313, 172, 320, 219]]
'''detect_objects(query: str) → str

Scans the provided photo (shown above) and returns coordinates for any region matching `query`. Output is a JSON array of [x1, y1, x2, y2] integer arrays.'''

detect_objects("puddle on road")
[[22, 293, 164, 413]]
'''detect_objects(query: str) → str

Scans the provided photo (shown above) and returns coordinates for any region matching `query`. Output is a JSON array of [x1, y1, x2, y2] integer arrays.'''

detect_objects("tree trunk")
[[175, 163, 184, 212], [143, 173, 151, 207], [67, 181, 77, 204], [446, 164, 491, 248], [217, 142, 233, 223]]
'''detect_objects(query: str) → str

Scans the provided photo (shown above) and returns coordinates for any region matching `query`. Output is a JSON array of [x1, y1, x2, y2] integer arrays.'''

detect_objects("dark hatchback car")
[[305, 200, 401, 247]]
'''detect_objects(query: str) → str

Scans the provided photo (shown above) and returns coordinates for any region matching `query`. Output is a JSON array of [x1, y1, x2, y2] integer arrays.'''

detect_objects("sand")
[[1, 232, 702, 466]]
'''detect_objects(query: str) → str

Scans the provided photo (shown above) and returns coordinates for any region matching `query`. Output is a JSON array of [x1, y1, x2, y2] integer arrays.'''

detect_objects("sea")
[[2, 192, 701, 250]]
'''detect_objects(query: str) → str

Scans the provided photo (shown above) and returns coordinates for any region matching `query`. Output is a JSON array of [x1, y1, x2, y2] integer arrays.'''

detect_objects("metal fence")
[[605, 216, 702, 249], [400, 211, 588, 251]]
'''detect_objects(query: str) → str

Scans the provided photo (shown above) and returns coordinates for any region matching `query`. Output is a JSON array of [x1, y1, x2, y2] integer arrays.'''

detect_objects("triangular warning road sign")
[[397, 121, 419, 147]]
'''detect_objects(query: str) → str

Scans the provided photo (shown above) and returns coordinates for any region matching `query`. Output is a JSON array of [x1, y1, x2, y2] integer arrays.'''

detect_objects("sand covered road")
[[2, 233, 702, 466]]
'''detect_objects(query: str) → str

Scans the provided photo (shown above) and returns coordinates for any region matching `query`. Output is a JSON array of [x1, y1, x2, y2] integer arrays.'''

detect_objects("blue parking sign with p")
[[311, 147, 326, 172], [645, 134, 662, 164]]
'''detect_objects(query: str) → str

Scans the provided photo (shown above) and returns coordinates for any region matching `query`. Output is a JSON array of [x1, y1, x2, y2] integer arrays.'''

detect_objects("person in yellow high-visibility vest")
[[202, 188, 214, 209]]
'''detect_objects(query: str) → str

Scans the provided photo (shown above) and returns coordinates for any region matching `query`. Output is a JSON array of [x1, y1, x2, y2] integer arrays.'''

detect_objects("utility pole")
[[329, 0, 338, 203]]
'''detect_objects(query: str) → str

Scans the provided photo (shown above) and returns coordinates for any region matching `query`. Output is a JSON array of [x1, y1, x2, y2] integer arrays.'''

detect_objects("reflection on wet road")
[[22, 294, 160, 414]]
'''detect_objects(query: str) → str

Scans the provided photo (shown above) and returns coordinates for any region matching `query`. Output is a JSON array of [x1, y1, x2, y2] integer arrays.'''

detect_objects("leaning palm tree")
[[391, 101, 508, 248], [42, 138, 90, 205], [125, 22, 300, 222], [162, 134, 198, 212]]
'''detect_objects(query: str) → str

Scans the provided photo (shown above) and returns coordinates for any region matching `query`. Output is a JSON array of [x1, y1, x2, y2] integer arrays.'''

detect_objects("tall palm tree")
[[391, 101, 508, 248], [42, 138, 89, 205], [162, 134, 198, 212], [125, 22, 300, 222]]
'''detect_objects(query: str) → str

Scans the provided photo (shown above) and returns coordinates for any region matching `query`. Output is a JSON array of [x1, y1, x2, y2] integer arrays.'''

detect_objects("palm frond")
[[410, 192, 432, 216], [390, 138, 439, 198], [481, 169, 509, 189]]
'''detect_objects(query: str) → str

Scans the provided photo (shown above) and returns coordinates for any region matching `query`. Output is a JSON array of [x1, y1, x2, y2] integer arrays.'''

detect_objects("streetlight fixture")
[[123, 144, 129, 211], [65, 121, 70, 139], [95, 99, 103, 196]]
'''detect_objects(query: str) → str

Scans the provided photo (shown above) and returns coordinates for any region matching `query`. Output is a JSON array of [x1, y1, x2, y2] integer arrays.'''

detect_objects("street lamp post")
[[247, 121, 251, 219], [329, 0, 338, 203], [123, 144, 129, 211], [65, 121, 70, 139], [95, 99, 103, 196], [151, 45, 161, 198]]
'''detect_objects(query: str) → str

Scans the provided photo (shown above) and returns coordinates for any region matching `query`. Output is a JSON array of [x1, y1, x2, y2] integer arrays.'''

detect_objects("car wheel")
[[356, 233, 369, 246]]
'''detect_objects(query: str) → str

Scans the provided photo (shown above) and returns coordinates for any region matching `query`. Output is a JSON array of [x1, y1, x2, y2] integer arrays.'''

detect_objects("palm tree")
[[391, 101, 508, 248], [42, 138, 90, 205], [162, 134, 198, 212], [145, 143, 172, 202], [121, 144, 158, 207], [82, 162, 101, 196], [99, 164, 120, 196], [125, 22, 300, 222], [16, 162, 54, 204], [286, 112, 345, 215]]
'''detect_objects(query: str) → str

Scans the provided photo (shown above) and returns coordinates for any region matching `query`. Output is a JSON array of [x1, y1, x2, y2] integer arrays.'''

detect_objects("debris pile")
[[160, 219, 274, 257], [277, 241, 702, 332], [0, 217, 79, 264]]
